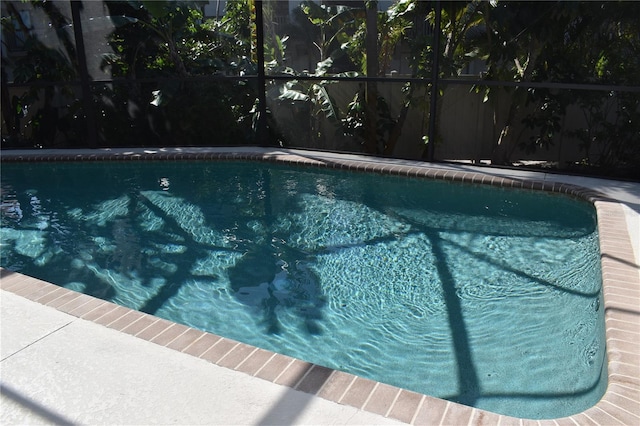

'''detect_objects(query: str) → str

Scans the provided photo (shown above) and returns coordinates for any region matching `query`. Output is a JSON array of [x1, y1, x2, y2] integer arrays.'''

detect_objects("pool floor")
[[1, 148, 639, 425]]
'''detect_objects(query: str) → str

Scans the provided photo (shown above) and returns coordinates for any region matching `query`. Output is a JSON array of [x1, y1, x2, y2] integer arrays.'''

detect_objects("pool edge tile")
[[274, 358, 314, 388], [339, 376, 378, 409], [294, 364, 334, 395], [362, 383, 401, 418], [199, 337, 239, 365], [217, 342, 258, 370], [235, 348, 276, 376], [315, 370, 357, 402], [411, 396, 451, 425], [181, 332, 222, 358], [165, 327, 207, 352], [386, 389, 423, 424], [254, 353, 295, 383]]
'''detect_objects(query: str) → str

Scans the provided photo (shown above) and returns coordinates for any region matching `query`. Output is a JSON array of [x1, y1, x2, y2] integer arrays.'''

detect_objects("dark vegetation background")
[[2, 1, 639, 180]]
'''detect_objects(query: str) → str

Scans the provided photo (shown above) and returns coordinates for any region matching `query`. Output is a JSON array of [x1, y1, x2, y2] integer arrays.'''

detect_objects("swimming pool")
[[0, 155, 608, 419]]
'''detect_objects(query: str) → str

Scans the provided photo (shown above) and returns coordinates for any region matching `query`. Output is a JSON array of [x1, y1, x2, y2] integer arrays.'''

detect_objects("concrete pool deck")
[[1, 147, 639, 425]]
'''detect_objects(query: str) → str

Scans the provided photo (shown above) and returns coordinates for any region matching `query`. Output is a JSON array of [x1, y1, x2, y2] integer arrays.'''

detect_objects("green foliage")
[[341, 0, 413, 76], [290, 1, 411, 153], [2, 0, 83, 147], [520, 90, 567, 154], [560, 2, 640, 170], [2, 0, 637, 175], [268, 77, 343, 147], [298, 0, 363, 72], [342, 90, 397, 148], [90, 0, 256, 146], [466, 1, 639, 168]]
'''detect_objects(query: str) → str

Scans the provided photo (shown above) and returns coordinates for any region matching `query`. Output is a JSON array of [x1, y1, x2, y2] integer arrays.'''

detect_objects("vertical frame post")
[[70, 0, 98, 148], [427, 0, 441, 162], [254, 0, 268, 146]]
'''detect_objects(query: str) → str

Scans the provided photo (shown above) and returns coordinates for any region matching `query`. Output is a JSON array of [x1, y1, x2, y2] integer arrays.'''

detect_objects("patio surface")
[[1, 148, 638, 425]]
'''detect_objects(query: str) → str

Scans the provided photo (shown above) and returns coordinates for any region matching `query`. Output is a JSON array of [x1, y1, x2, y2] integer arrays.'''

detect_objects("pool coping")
[[1, 147, 638, 425]]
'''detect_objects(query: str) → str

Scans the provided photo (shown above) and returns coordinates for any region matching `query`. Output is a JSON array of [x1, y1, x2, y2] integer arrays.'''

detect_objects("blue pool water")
[[0, 161, 606, 419]]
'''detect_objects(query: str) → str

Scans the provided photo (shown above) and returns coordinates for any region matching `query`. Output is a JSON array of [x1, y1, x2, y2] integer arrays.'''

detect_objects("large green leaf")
[[279, 86, 310, 102], [107, 15, 139, 27], [312, 84, 339, 122], [300, 1, 328, 25], [142, 0, 170, 18]]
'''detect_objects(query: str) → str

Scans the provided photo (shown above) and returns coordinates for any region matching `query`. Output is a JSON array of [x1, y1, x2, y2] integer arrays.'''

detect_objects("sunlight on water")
[[0, 161, 606, 419]]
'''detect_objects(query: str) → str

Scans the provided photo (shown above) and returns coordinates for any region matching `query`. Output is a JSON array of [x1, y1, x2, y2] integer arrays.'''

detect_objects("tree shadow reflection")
[[426, 230, 480, 407]]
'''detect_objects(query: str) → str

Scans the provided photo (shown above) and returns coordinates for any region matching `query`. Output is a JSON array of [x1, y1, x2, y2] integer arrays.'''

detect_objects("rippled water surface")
[[0, 161, 607, 419]]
